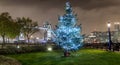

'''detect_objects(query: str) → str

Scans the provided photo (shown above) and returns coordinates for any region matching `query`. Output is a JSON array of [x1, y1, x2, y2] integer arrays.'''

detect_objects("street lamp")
[[107, 22, 112, 51]]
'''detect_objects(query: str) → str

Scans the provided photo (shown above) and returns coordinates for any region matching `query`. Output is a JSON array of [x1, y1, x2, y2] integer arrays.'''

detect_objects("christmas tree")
[[53, 2, 83, 56]]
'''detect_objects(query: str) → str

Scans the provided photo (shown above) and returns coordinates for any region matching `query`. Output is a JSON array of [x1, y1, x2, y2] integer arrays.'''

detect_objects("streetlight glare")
[[47, 47, 52, 51], [107, 22, 111, 27], [36, 37, 39, 39], [17, 45, 20, 49]]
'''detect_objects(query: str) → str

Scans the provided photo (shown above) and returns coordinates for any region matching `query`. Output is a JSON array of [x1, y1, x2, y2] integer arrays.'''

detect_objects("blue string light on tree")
[[53, 2, 83, 56]]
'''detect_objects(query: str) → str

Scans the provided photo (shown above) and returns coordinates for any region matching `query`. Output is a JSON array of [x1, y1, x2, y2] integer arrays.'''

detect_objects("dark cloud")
[[73, 0, 120, 10], [0, 0, 120, 34], [0, 0, 120, 10]]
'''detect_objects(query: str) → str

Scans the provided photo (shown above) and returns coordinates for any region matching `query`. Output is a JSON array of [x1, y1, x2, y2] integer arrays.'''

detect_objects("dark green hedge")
[[0, 45, 47, 55]]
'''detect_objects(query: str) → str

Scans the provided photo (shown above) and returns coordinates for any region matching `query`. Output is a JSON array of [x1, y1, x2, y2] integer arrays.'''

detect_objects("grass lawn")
[[7, 49, 120, 65]]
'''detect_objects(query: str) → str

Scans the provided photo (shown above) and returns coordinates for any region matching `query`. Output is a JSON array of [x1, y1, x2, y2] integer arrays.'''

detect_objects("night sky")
[[0, 0, 120, 34]]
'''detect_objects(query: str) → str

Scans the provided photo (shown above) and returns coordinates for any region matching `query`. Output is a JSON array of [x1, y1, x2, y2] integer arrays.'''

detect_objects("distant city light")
[[114, 22, 120, 24], [36, 37, 39, 39], [31, 36, 33, 38], [40, 39, 47, 43], [19, 32, 25, 40]]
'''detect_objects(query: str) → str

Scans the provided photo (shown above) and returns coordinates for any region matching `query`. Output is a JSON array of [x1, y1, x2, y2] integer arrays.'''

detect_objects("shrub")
[[0, 55, 21, 65], [0, 45, 47, 54]]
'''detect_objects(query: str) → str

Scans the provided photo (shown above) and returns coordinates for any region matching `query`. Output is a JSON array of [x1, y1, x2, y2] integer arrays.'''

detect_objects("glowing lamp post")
[[47, 47, 52, 51], [107, 22, 112, 51]]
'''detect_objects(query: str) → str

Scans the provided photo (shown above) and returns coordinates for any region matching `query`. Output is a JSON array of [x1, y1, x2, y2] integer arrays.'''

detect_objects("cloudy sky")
[[0, 0, 120, 34]]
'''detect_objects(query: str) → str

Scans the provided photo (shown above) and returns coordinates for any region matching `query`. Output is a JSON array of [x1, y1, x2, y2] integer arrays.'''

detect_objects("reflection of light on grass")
[[47, 47, 52, 51]]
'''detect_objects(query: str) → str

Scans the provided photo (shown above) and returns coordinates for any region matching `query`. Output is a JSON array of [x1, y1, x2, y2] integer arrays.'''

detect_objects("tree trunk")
[[1, 34, 5, 49], [27, 37, 30, 43], [64, 50, 70, 57], [27, 35, 30, 46], [7, 37, 10, 43], [26, 35, 29, 43]]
